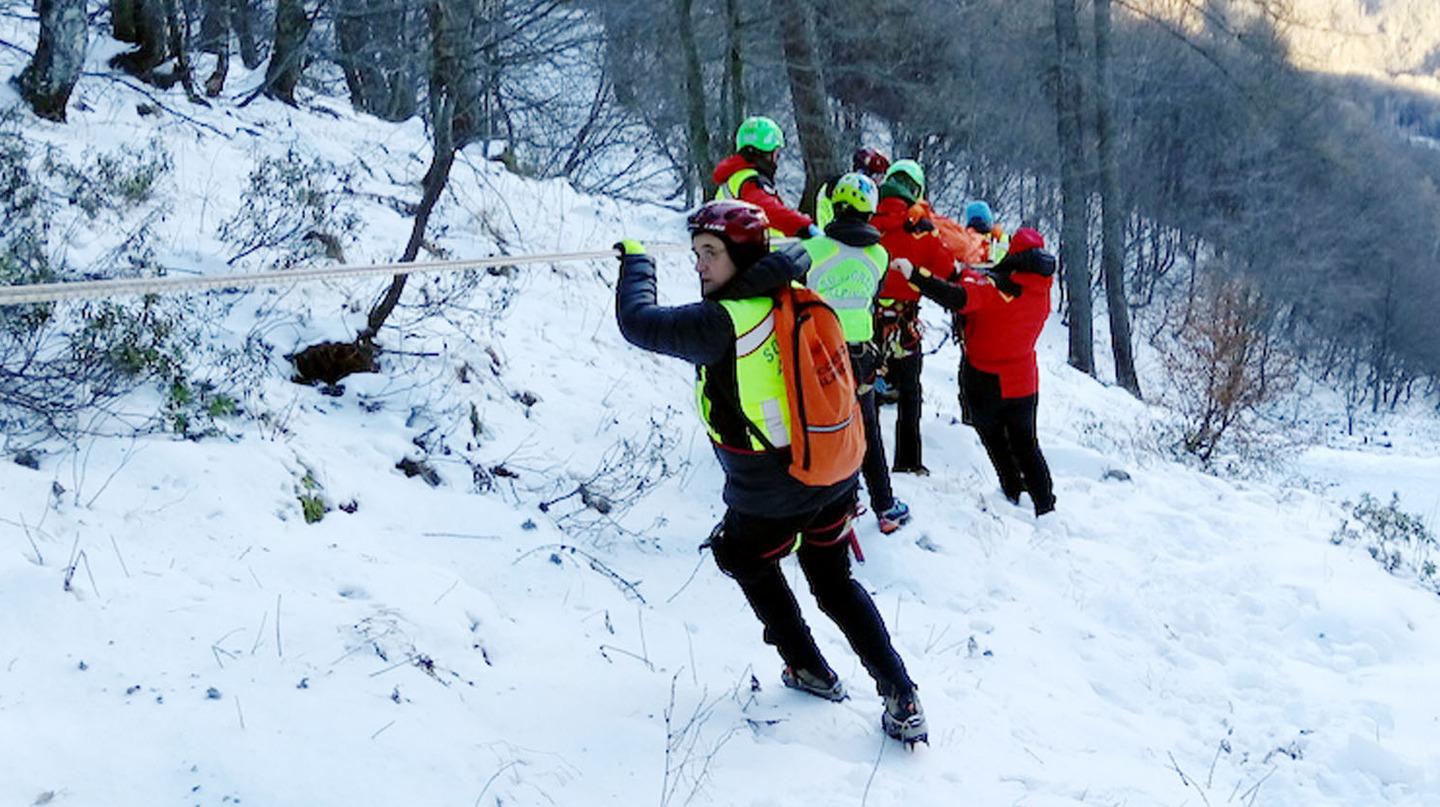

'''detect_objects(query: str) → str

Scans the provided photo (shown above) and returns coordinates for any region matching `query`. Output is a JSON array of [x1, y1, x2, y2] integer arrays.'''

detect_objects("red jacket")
[[872, 197, 955, 302], [912, 240, 1056, 398], [711, 155, 814, 237]]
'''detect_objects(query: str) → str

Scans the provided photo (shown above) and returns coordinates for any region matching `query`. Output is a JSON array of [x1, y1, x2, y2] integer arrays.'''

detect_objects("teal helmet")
[[965, 200, 995, 231], [735, 116, 785, 153], [883, 159, 925, 201], [830, 172, 879, 215]]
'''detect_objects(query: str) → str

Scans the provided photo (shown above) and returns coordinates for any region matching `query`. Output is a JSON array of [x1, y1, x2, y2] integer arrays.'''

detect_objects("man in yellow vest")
[[615, 200, 926, 745], [804, 173, 911, 534], [815, 146, 891, 229]]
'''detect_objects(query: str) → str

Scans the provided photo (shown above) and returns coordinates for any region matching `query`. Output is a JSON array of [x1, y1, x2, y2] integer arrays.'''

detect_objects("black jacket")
[[616, 248, 858, 517], [823, 215, 883, 249], [913, 246, 1058, 310]]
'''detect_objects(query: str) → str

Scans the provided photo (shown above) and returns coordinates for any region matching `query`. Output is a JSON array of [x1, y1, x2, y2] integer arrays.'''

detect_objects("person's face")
[[692, 233, 738, 296], [892, 173, 923, 202], [752, 149, 778, 177]]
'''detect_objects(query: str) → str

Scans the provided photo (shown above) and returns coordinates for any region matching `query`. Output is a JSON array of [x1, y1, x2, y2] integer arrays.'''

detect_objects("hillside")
[[1284, 0, 1440, 85], [4, 28, 1440, 807]]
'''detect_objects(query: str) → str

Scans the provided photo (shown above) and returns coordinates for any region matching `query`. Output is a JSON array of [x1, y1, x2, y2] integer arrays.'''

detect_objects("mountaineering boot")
[[1002, 480, 1026, 507], [876, 500, 911, 534], [892, 463, 930, 477], [882, 688, 928, 747], [781, 665, 848, 702]]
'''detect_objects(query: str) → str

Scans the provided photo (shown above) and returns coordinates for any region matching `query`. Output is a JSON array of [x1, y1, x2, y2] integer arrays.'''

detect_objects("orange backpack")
[[772, 285, 866, 487], [907, 202, 986, 268], [934, 214, 987, 266]]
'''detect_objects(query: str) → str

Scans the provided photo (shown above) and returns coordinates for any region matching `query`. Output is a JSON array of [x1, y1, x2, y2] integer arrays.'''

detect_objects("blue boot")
[[877, 500, 911, 534]]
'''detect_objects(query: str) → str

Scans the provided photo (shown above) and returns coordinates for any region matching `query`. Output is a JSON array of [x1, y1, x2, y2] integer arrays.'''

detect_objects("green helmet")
[[884, 159, 926, 199], [735, 116, 785, 153], [830, 172, 879, 215]]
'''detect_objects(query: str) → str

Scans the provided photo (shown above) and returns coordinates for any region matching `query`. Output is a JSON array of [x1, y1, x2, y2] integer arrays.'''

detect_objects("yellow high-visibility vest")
[[695, 297, 791, 450], [802, 238, 887, 343], [715, 167, 788, 240]]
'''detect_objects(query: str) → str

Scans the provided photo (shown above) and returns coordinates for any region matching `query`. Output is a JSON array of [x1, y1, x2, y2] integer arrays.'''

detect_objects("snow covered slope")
[[3, 37, 1440, 807]]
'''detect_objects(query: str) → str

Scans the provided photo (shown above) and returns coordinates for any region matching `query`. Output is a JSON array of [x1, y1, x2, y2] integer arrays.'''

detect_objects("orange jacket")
[[873, 197, 955, 302]]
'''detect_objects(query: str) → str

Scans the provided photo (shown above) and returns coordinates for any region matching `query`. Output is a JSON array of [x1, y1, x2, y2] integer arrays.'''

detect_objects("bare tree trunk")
[[361, 0, 479, 343], [1370, 265, 1395, 414], [336, 0, 420, 120], [233, 0, 262, 69], [110, 0, 171, 77], [676, 0, 711, 202], [113, 0, 140, 42], [1052, 0, 1093, 375], [15, 0, 87, 122], [198, 0, 228, 56], [360, 148, 454, 343], [724, 0, 745, 144], [199, 0, 230, 96], [773, 0, 839, 213], [264, 0, 315, 105], [163, 0, 206, 102], [1093, 0, 1139, 397]]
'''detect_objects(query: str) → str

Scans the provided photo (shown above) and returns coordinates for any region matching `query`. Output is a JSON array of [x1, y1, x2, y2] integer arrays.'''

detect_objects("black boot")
[[781, 664, 847, 702], [882, 688, 928, 746]]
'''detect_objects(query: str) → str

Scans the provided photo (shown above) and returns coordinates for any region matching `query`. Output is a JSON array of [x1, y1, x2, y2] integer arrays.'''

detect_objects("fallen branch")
[[514, 543, 645, 603]]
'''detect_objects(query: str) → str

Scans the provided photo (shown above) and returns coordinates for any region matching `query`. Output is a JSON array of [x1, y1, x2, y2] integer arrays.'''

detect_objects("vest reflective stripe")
[[715, 168, 758, 201], [802, 238, 886, 343], [715, 167, 788, 240], [815, 183, 834, 229], [696, 297, 792, 450], [987, 233, 1009, 264], [734, 308, 776, 357]]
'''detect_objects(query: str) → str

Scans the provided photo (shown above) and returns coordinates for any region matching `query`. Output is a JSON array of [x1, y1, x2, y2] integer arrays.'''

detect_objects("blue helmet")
[[964, 201, 995, 231]]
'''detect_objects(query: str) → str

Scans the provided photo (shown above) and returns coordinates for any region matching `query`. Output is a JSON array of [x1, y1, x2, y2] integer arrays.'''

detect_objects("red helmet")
[[852, 147, 890, 178], [686, 200, 770, 261]]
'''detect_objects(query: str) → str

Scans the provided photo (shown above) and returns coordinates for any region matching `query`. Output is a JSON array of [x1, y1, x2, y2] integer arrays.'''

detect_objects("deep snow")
[[3, 26, 1440, 807]]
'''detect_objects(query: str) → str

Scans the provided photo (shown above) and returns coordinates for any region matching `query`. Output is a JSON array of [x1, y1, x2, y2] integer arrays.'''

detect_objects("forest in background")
[[6, 0, 1440, 457]]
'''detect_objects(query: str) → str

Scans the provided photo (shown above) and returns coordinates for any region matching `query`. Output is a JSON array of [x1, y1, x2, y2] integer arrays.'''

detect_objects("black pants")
[[964, 362, 1055, 513], [852, 346, 895, 513], [956, 357, 974, 426], [858, 389, 895, 512], [887, 350, 924, 470], [711, 490, 914, 696], [954, 316, 973, 426]]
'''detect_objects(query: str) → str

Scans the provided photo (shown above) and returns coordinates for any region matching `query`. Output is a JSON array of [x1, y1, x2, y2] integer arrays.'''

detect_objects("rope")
[[0, 243, 696, 306]]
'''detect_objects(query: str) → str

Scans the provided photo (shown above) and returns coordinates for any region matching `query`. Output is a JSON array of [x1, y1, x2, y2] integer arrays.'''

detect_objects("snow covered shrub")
[[42, 138, 173, 217], [295, 469, 329, 524], [1156, 273, 1303, 467], [1331, 493, 1439, 595], [0, 120, 235, 446], [0, 118, 41, 226], [219, 149, 361, 267]]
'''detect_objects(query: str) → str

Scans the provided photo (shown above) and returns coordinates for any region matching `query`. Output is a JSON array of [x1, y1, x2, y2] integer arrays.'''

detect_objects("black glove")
[[992, 271, 1022, 298], [904, 217, 936, 234]]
